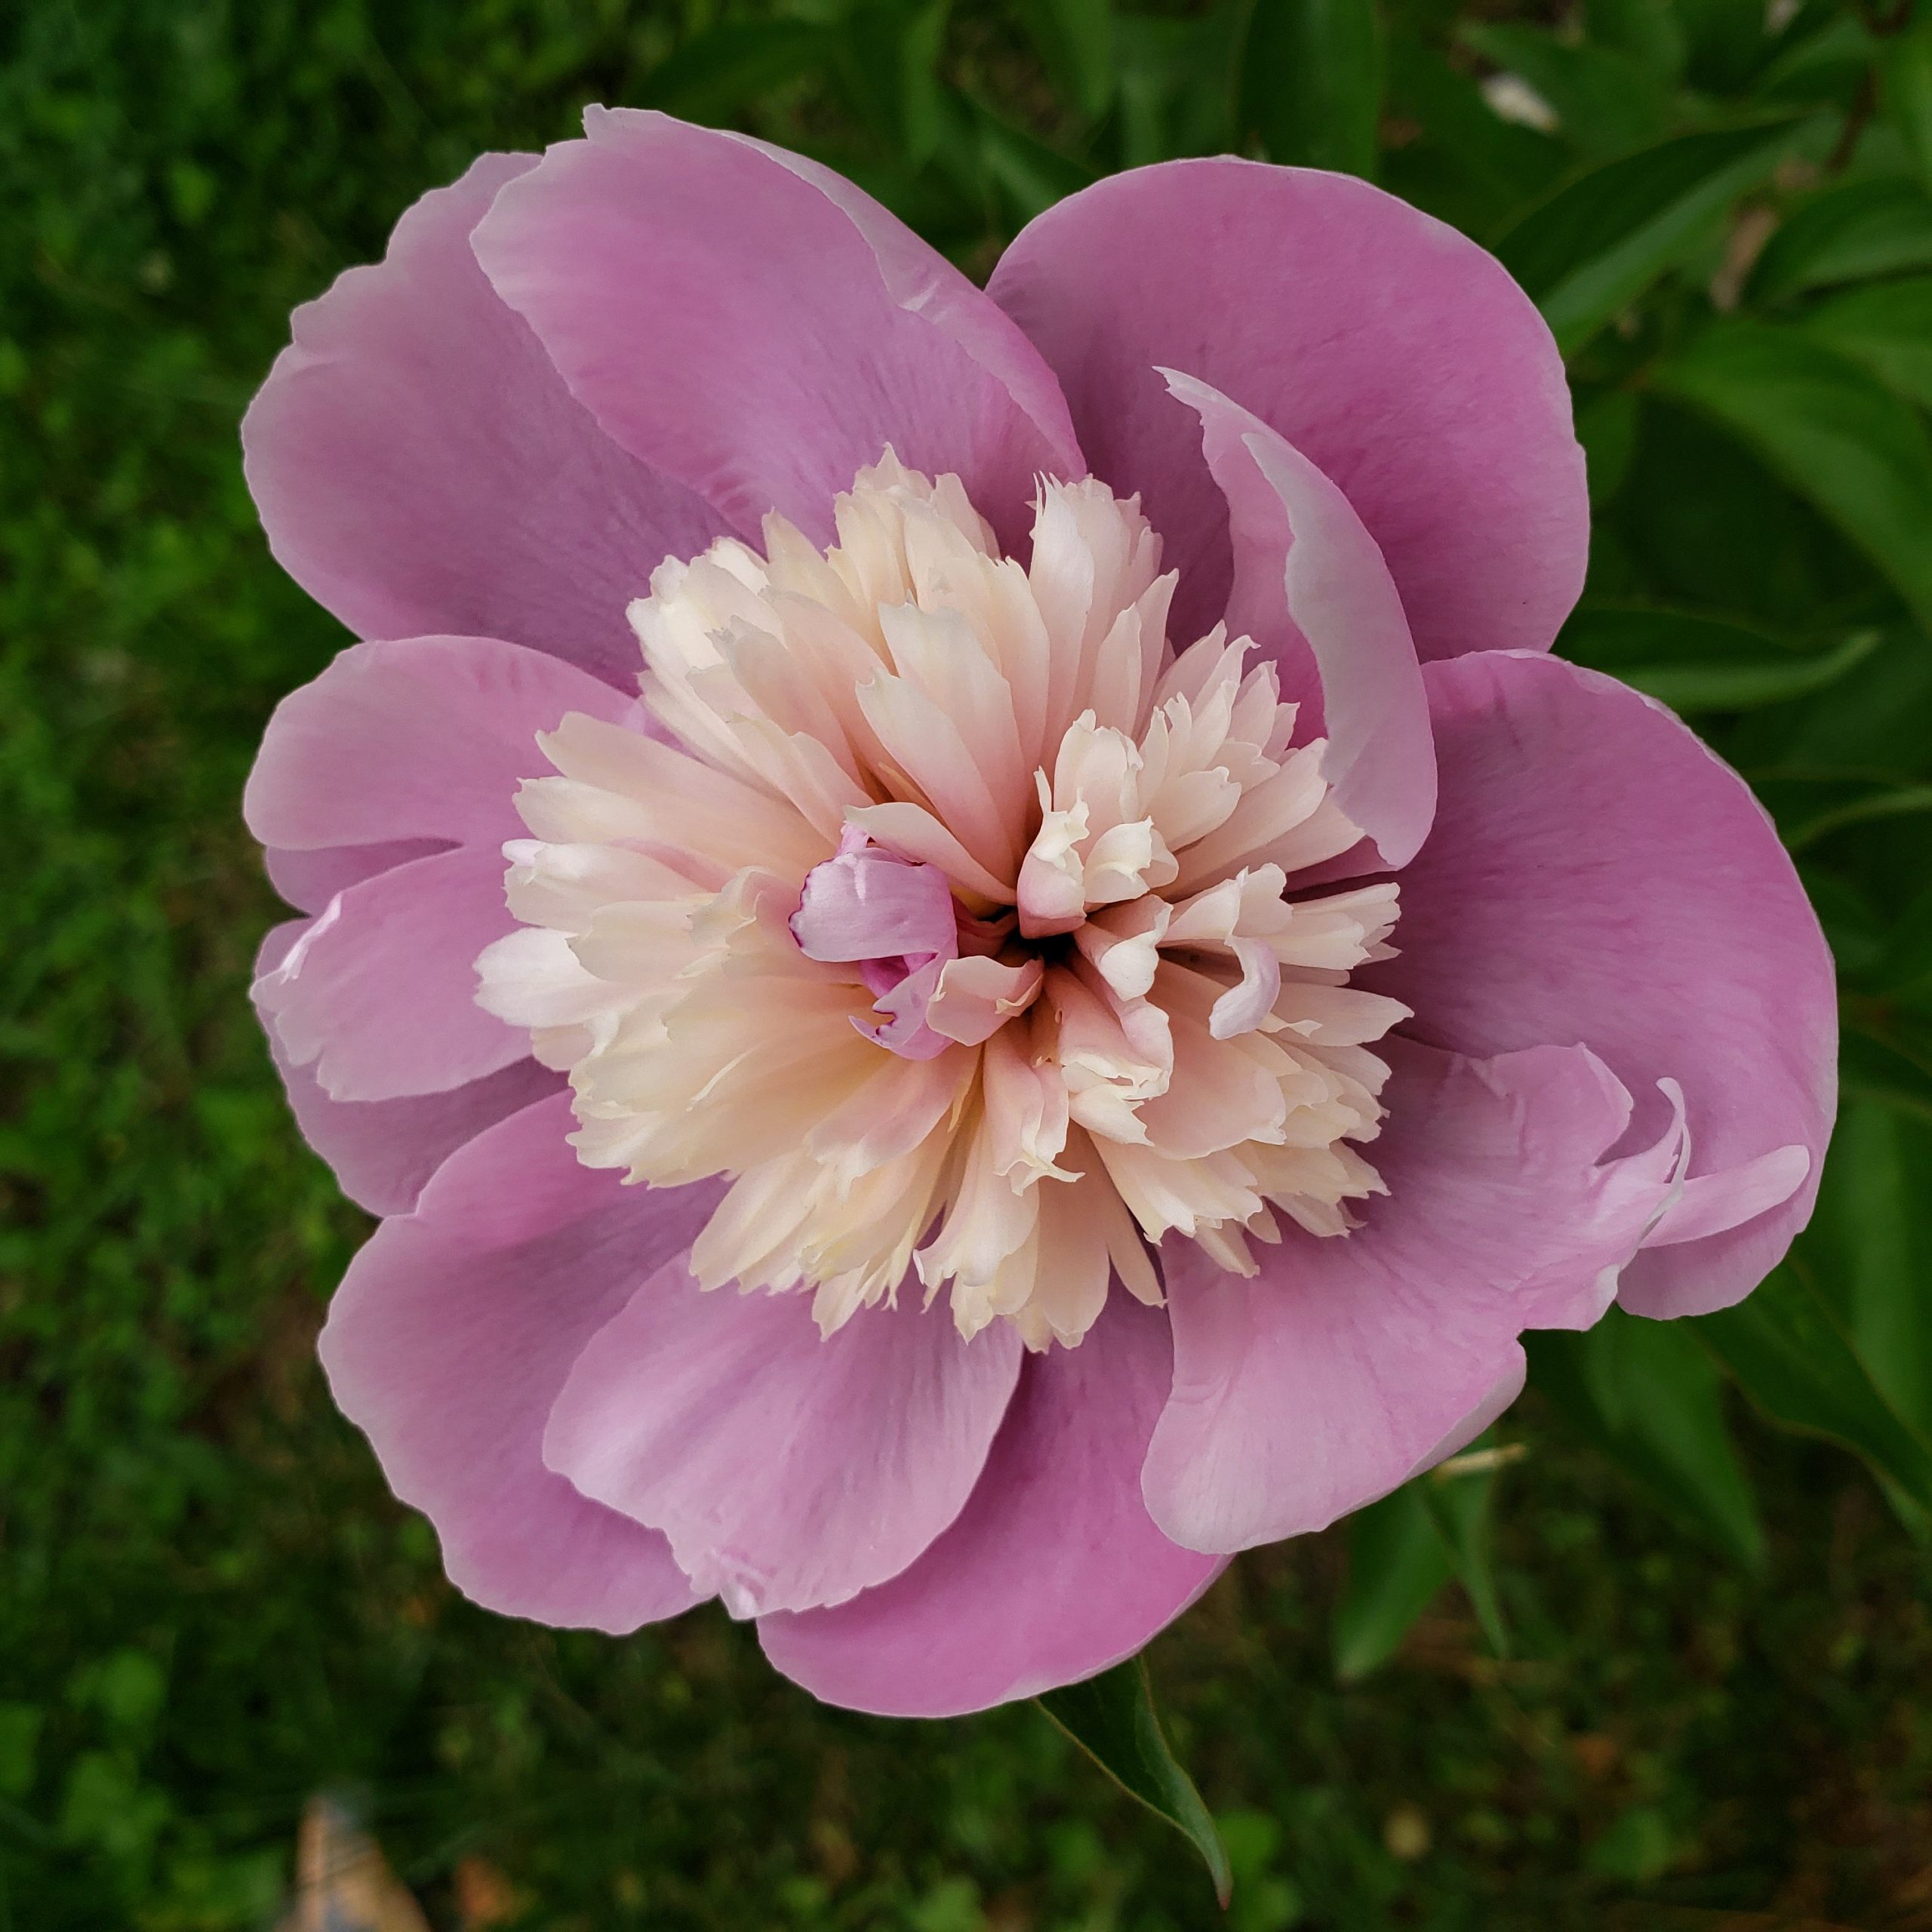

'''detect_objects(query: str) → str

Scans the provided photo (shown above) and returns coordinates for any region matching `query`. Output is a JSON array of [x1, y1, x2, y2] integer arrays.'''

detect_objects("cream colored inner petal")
[[476, 452, 1405, 1349]]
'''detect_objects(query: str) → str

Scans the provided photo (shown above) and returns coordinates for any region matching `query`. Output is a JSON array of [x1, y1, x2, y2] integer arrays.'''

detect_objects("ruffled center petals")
[[479, 454, 1408, 1349]]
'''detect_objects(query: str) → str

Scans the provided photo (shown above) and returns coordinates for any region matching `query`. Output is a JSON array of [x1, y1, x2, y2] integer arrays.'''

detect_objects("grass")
[[4, 2, 1931, 1927]]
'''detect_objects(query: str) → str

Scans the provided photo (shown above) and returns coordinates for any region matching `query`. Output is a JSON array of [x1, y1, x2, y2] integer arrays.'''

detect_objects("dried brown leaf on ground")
[[275, 1794, 431, 1932]]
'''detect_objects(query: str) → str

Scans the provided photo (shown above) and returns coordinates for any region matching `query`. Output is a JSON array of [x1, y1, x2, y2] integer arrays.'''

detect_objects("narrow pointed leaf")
[[1332, 1451, 1510, 1678], [1839, 1015, 1932, 1123], [1460, 24, 1672, 158], [1423, 1460, 1510, 1658], [1583, 0, 1687, 83], [1694, 1266, 1932, 1523], [1800, 1097, 1932, 1441], [1593, 1314, 1767, 1571], [1038, 1657, 1232, 1905], [1332, 1481, 1453, 1681], [1652, 319, 1932, 632], [1561, 612, 1879, 711], [1496, 118, 1807, 353], [1795, 276, 1932, 410], [968, 96, 1097, 221], [1382, 38, 1566, 232], [1527, 1317, 1767, 1569], [1019, 0, 1117, 123], [641, 21, 835, 120], [1237, 0, 1385, 178], [1747, 179, 1932, 306], [1882, 14, 1932, 195]]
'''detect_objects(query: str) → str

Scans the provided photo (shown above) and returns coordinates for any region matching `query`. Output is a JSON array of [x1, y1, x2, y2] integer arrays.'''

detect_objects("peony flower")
[[242, 111, 1835, 1716]]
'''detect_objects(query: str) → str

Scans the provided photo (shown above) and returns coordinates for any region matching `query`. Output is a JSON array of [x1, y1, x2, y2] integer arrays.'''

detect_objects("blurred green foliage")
[[5, 0, 1932, 1925]]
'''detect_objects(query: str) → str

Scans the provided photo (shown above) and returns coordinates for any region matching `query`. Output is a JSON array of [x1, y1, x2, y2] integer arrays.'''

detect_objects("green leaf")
[[1331, 1453, 1509, 1678], [1783, 781, 1932, 851], [1583, 0, 1687, 85], [1460, 24, 1673, 158], [1559, 607, 1881, 709], [1695, 1266, 1932, 1521], [968, 96, 1097, 222], [1496, 119, 1807, 353], [1651, 318, 1932, 631], [641, 20, 835, 122], [835, 2, 952, 165], [1748, 178, 1932, 306], [1841, 1006, 1932, 1122], [1800, 1096, 1932, 1441], [1801, 865, 1889, 980], [1872, 871, 1932, 1001], [1594, 1317, 1767, 1570], [1038, 1657, 1232, 1905], [1017, 0, 1116, 124], [1529, 1316, 1767, 1570], [1882, 13, 1932, 195], [1331, 1481, 1453, 1681], [1422, 1459, 1510, 1659], [1676, 0, 1786, 93], [0, 1706, 40, 1804], [1383, 38, 1567, 234], [1576, 388, 1640, 503], [1737, 625, 1932, 789], [1236, 0, 1385, 178], [1630, 629, 1881, 708], [1755, 11, 1875, 107], [1795, 275, 1932, 408], [1588, 1804, 1675, 1883], [1111, 10, 1240, 167], [897, 2, 953, 167]]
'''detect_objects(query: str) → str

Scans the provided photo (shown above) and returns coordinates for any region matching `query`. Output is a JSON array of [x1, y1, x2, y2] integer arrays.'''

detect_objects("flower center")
[[477, 454, 1407, 1349]]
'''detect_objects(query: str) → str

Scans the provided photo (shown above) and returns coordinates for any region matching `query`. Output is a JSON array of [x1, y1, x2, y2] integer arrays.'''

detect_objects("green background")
[[6, 0, 1932, 1926]]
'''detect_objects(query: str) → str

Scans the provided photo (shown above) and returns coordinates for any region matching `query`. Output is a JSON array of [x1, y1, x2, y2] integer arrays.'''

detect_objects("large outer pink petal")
[[471, 109, 1083, 555], [1163, 369, 1436, 869], [245, 635, 635, 855], [319, 1093, 718, 1632], [263, 840, 450, 916], [988, 159, 1586, 659], [1144, 1039, 1684, 1553], [255, 921, 555, 1216], [252, 845, 521, 1102], [1368, 652, 1836, 1318], [243, 153, 725, 685], [541, 1268, 1022, 1620], [758, 1297, 1221, 1716]]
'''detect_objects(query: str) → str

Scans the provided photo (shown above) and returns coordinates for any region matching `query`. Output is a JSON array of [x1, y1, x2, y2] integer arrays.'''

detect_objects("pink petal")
[[1403, 1358, 1529, 1481], [255, 920, 555, 1216], [1369, 652, 1836, 1318], [758, 1297, 1221, 1716], [988, 160, 1586, 660], [263, 839, 448, 915], [252, 844, 522, 1102], [471, 109, 1083, 555], [925, 955, 1046, 1048], [863, 954, 958, 1062], [541, 1268, 1021, 1618], [318, 1092, 718, 1631], [243, 152, 724, 686], [1162, 369, 1436, 869], [1647, 1146, 1814, 1248], [789, 841, 958, 964], [1144, 1038, 1684, 1552], [245, 635, 636, 855]]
